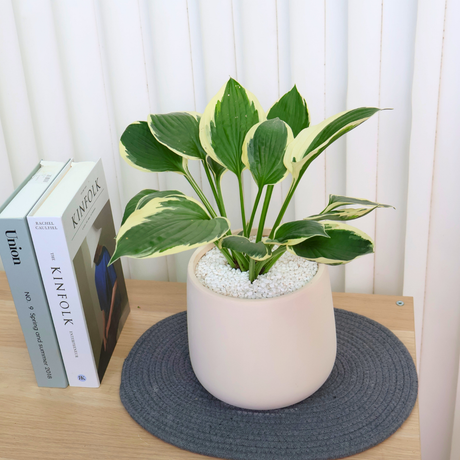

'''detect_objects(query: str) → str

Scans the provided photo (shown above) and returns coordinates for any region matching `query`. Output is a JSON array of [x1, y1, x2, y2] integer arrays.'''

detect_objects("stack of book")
[[0, 159, 129, 388]]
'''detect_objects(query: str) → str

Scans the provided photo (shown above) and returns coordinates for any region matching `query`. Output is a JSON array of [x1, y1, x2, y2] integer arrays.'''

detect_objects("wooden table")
[[0, 272, 421, 459]]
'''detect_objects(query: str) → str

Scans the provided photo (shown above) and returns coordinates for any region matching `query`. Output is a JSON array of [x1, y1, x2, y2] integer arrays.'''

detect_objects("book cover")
[[0, 161, 70, 388], [28, 160, 129, 387]]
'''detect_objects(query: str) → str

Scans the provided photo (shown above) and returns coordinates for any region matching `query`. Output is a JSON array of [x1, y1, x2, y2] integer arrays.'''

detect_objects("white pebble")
[[195, 244, 318, 299]]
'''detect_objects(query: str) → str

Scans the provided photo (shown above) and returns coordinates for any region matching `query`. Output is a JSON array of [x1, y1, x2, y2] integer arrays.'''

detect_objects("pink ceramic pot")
[[186, 242, 337, 410]]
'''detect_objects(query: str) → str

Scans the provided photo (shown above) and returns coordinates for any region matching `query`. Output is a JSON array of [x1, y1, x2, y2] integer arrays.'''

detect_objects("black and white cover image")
[[72, 200, 128, 381]]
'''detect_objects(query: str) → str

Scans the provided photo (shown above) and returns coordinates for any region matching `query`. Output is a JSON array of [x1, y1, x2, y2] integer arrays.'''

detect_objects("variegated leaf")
[[121, 189, 157, 226], [199, 78, 266, 175], [265, 220, 329, 246], [122, 189, 186, 225], [136, 190, 185, 210], [110, 195, 230, 263], [120, 121, 187, 174], [220, 235, 271, 261], [307, 206, 381, 222], [148, 112, 206, 160], [321, 194, 394, 213], [306, 194, 393, 222], [288, 221, 374, 265], [267, 85, 309, 137], [284, 107, 383, 180], [242, 118, 293, 187]]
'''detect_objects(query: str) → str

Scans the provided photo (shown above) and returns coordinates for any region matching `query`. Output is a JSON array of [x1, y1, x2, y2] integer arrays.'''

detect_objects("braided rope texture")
[[120, 309, 418, 460]]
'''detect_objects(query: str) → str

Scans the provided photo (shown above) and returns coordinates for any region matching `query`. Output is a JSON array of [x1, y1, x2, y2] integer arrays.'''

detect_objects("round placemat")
[[120, 309, 418, 460]]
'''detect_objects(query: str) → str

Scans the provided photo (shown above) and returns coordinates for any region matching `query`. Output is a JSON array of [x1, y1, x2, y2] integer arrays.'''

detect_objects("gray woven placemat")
[[120, 309, 418, 460]]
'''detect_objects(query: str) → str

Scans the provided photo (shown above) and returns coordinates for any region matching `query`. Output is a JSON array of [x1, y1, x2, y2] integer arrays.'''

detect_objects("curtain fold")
[[404, 1, 460, 458], [0, 1, 459, 458]]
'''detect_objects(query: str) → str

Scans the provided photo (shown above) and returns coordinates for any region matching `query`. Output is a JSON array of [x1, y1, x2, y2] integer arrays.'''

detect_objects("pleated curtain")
[[0, 1, 459, 459]]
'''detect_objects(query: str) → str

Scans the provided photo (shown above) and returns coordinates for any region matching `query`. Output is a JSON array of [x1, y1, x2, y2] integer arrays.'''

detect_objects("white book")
[[28, 160, 129, 387]]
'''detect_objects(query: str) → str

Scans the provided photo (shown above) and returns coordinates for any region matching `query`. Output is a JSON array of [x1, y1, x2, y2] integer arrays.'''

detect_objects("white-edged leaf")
[[136, 190, 185, 210], [148, 112, 206, 160], [120, 121, 187, 174], [121, 189, 158, 226], [288, 221, 374, 265], [110, 194, 230, 263], [284, 107, 383, 180], [307, 206, 381, 222], [199, 78, 266, 175], [265, 220, 329, 246], [122, 189, 186, 226], [242, 118, 293, 187], [220, 235, 271, 261], [267, 85, 309, 136], [321, 194, 394, 213]]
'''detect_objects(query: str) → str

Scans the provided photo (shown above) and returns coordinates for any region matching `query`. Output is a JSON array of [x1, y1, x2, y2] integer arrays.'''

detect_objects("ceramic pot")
[[186, 241, 337, 410]]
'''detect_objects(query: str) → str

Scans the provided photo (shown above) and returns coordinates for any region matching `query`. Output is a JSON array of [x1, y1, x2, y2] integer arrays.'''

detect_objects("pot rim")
[[187, 239, 326, 305]]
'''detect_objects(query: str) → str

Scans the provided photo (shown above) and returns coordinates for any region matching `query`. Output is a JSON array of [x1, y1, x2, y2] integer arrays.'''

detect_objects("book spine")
[[0, 218, 68, 387], [28, 217, 100, 387]]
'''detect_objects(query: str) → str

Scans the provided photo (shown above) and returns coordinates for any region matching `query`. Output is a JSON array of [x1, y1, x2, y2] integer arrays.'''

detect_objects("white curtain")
[[404, 1, 460, 459], [0, 1, 459, 458]]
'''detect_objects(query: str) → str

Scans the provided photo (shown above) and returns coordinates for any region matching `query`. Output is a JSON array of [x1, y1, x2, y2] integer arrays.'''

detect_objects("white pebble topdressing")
[[195, 246, 318, 299]]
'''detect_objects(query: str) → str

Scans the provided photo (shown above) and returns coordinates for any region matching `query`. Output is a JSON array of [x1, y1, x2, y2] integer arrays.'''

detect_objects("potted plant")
[[110, 78, 392, 410]]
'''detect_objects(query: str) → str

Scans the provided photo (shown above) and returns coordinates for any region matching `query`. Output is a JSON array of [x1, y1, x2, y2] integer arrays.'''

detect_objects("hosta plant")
[[110, 78, 392, 282]]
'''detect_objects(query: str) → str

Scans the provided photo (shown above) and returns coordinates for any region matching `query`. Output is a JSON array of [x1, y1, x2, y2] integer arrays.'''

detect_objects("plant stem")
[[184, 167, 237, 268], [202, 160, 226, 217], [235, 252, 249, 271], [255, 245, 286, 277], [237, 174, 247, 237], [261, 246, 287, 272], [215, 178, 228, 218], [213, 176, 247, 267], [246, 186, 263, 236], [248, 258, 257, 282], [256, 185, 274, 242], [216, 243, 237, 268], [212, 174, 246, 267], [269, 178, 298, 239], [185, 167, 218, 218]]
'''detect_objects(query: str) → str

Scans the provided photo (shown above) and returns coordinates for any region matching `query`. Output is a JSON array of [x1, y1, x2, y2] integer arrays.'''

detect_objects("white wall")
[[0, 1, 459, 458]]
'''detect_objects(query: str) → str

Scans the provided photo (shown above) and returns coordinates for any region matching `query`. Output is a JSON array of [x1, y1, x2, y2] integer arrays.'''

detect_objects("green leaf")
[[199, 78, 265, 175], [266, 220, 329, 246], [306, 195, 394, 222], [110, 194, 230, 263], [288, 221, 374, 265], [242, 118, 293, 187], [267, 85, 309, 137], [136, 190, 185, 210], [220, 235, 271, 261], [148, 112, 206, 160], [321, 194, 394, 213], [120, 121, 187, 174], [121, 189, 157, 226], [307, 206, 380, 222], [284, 107, 384, 180], [206, 155, 227, 185], [122, 189, 186, 225]]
